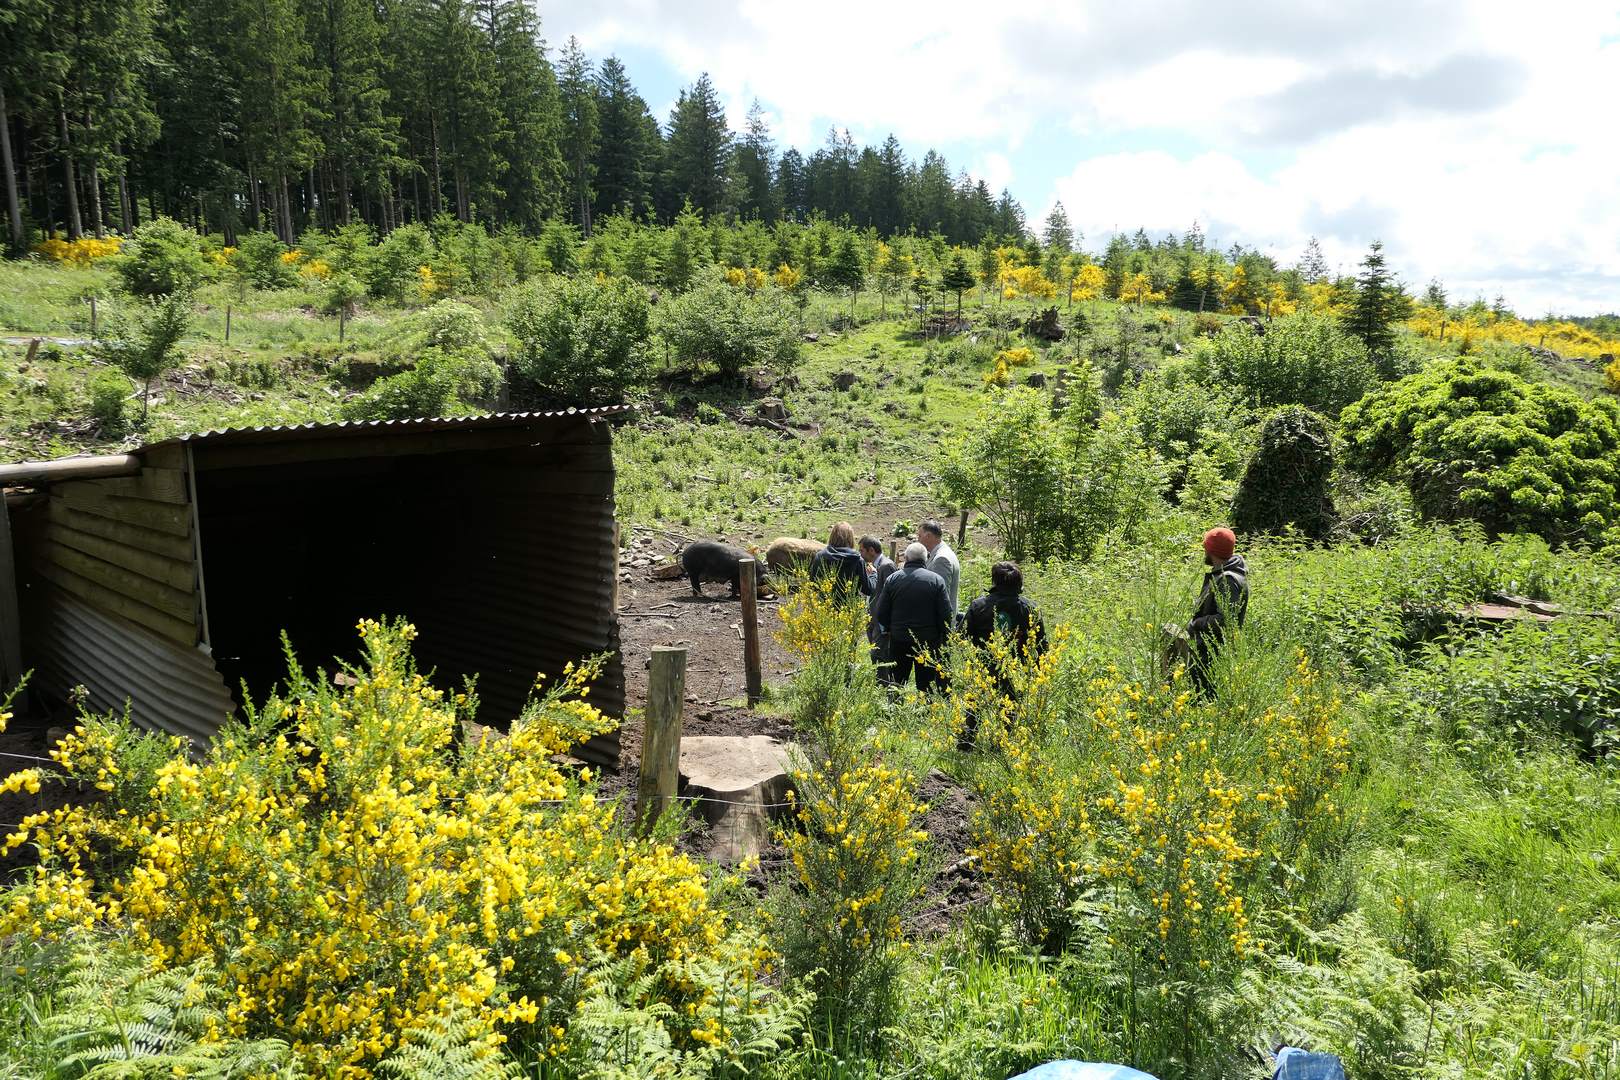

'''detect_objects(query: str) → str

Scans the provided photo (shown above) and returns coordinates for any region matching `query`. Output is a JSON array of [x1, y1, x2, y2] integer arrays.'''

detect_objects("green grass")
[[4, 259, 1620, 1078]]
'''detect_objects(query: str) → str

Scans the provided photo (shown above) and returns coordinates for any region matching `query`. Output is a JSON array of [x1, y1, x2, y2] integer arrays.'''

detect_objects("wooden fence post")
[[637, 646, 687, 835], [889, 539, 898, 562], [739, 557, 762, 706], [339, 306, 346, 342], [88, 295, 97, 336], [957, 507, 969, 548]]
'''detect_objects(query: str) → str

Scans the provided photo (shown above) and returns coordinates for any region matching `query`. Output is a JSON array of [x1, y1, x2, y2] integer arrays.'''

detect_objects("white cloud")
[[565, 0, 1620, 313]]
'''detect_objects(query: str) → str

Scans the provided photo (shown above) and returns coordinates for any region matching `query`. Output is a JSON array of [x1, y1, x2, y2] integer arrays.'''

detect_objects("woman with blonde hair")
[[810, 520, 871, 596]]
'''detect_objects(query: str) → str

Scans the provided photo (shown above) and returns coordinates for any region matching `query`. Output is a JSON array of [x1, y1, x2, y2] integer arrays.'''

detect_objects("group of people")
[[806, 519, 1048, 693], [805, 519, 1251, 704]]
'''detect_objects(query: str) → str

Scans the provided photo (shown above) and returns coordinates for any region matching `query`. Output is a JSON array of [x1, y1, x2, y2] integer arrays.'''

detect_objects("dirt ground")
[[610, 524, 986, 926]]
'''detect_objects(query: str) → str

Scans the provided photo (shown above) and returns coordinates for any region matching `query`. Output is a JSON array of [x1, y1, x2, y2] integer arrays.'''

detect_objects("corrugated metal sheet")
[[13, 409, 629, 768], [146, 407, 634, 451], [24, 584, 234, 747]]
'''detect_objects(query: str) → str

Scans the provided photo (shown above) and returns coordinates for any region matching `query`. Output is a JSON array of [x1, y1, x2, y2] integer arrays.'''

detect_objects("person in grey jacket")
[[919, 519, 961, 619], [873, 542, 952, 692]]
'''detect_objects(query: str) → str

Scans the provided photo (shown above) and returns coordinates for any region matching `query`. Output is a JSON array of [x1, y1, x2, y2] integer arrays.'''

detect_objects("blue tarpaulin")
[[1274, 1047, 1347, 1080], [1007, 1064, 1161, 1080]]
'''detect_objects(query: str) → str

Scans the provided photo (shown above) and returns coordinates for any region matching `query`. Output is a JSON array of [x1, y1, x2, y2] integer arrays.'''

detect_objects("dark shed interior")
[[4, 411, 625, 767], [190, 415, 625, 758]]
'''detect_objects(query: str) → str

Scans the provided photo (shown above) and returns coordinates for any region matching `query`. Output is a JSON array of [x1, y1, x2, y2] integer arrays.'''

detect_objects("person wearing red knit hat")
[[1184, 527, 1249, 696]]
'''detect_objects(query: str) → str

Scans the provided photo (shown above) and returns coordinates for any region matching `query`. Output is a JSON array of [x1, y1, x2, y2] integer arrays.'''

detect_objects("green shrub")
[[1198, 313, 1378, 413], [86, 371, 129, 433], [1340, 358, 1620, 549], [91, 292, 193, 423], [231, 231, 299, 290], [366, 223, 437, 302], [657, 270, 800, 378], [321, 272, 368, 315], [341, 348, 500, 421], [111, 217, 212, 297], [506, 274, 652, 404], [1232, 406, 1337, 540], [943, 388, 1164, 562]]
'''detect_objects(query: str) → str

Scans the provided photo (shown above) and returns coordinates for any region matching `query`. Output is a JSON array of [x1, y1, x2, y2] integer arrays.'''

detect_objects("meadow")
[[1, 221, 1619, 1079]]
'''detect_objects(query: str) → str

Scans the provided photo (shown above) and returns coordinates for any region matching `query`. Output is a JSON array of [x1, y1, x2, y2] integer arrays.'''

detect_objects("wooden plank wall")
[[27, 445, 201, 649]]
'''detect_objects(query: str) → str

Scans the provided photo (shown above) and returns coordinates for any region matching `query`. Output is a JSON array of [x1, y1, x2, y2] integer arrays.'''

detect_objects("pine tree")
[[1298, 235, 1329, 284], [941, 251, 975, 316], [664, 73, 730, 218], [825, 230, 865, 320], [1422, 278, 1448, 309], [991, 188, 1025, 238], [731, 100, 774, 223], [558, 36, 597, 234], [591, 55, 658, 221], [1343, 240, 1399, 356], [1042, 201, 1074, 253], [476, 0, 562, 229], [774, 148, 806, 222], [872, 134, 905, 234], [232, 0, 323, 239], [306, 0, 399, 226]]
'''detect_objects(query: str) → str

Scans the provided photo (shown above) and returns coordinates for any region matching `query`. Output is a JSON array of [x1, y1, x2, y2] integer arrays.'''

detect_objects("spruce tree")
[[1298, 235, 1329, 283], [664, 73, 730, 218], [773, 148, 806, 222], [732, 100, 775, 223], [1343, 240, 1398, 357], [306, 0, 399, 226], [558, 37, 597, 234], [477, 0, 562, 229], [941, 251, 975, 316], [591, 55, 658, 221], [1042, 201, 1074, 252]]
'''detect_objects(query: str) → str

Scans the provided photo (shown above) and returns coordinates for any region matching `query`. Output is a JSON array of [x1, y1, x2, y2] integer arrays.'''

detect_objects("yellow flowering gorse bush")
[[966, 647, 1350, 976], [1, 620, 780, 1075], [33, 235, 123, 266]]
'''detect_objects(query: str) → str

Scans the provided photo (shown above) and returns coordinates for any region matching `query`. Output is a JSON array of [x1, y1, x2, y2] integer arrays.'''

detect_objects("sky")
[[557, 1, 1620, 316]]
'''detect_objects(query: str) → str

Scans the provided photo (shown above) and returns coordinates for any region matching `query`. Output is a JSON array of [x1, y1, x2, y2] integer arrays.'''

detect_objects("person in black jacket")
[[872, 542, 952, 692], [809, 521, 871, 598], [860, 536, 898, 663], [1187, 527, 1249, 696], [960, 561, 1045, 748], [964, 561, 1045, 655]]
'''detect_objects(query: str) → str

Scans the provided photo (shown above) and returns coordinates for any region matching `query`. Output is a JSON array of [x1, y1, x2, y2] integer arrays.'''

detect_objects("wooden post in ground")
[[24, 339, 39, 365], [889, 539, 898, 562], [637, 646, 687, 835], [339, 306, 346, 342], [88, 295, 97, 336], [957, 507, 969, 548], [225, 305, 232, 343], [739, 557, 762, 706]]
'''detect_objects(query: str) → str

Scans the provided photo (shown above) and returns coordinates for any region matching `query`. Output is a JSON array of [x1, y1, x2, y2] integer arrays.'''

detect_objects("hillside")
[[1, 221, 1619, 1079]]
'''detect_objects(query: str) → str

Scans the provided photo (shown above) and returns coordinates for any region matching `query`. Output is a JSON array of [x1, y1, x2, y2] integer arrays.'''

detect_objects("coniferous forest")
[[0, 0, 1027, 249]]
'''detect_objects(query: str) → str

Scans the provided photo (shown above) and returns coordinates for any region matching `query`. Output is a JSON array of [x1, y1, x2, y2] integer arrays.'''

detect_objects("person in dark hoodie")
[[873, 542, 952, 691], [959, 561, 1047, 748], [810, 522, 871, 598], [1187, 527, 1249, 696]]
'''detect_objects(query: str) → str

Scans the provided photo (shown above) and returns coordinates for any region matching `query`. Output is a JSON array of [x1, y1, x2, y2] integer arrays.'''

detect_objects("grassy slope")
[[4, 259, 1620, 1077]]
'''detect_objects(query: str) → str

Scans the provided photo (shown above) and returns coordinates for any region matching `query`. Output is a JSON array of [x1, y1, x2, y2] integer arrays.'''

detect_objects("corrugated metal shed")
[[5, 409, 630, 766]]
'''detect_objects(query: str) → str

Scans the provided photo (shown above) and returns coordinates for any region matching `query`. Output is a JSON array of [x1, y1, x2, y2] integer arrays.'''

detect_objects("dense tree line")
[[0, 0, 1028, 249]]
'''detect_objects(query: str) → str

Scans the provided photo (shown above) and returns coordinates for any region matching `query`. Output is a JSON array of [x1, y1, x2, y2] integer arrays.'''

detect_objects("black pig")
[[680, 541, 747, 598]]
